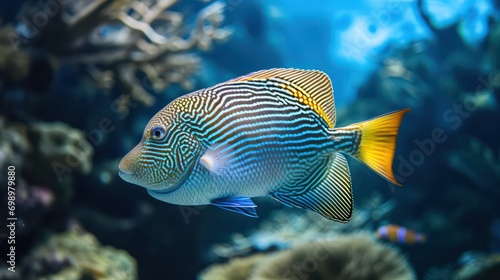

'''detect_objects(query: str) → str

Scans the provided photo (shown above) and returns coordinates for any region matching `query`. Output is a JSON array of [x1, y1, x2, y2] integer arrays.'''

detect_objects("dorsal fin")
[[229, 68, 337, 128]]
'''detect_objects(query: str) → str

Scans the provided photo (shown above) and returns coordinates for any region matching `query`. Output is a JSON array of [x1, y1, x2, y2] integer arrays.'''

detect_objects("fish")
[[376, 225, 426, 245], [118, 68, 409, 222]]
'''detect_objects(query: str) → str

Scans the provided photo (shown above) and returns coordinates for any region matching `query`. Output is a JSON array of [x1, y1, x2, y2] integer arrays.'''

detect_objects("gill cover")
[[156, 131, 202, 193]]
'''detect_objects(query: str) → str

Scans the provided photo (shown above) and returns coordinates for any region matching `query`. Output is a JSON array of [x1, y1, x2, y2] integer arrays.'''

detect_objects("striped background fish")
[[118, 68, 409, 222], [376, 225, 426, 245]]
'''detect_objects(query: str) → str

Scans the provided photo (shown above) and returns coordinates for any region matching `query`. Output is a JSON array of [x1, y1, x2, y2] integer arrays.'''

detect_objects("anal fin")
[[271, 153, 353, 222]]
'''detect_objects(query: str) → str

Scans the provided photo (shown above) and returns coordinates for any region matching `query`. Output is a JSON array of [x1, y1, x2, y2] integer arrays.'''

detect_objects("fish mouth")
[[118, 166, 133, 176], [118, 165, 134, 180], [148, 170, 189, 195]]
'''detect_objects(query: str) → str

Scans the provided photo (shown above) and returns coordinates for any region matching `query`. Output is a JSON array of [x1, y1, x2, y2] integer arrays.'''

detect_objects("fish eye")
[[150, 126, 166, 140]]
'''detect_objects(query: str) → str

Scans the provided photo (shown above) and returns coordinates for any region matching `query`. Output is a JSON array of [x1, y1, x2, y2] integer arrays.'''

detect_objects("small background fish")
[[376, 225, 426, 245]]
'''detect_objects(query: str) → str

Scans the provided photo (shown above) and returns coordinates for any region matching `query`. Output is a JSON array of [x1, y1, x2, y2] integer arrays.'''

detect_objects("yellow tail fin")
[[351, 108, 410, 186]]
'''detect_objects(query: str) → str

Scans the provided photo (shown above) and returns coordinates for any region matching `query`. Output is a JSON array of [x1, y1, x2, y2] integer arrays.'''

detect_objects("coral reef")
[[0, 119, 93, 211], [19, 226, 137, 280], [0, 117, 93, 238], [11, 0, 232, 113], [201, 233, 415, 280]]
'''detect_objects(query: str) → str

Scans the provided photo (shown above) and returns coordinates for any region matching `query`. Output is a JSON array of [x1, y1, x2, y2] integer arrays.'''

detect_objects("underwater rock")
[[201, 233, 415, 280], [13, 0, 232, 114], [20, 226, 137, 280]]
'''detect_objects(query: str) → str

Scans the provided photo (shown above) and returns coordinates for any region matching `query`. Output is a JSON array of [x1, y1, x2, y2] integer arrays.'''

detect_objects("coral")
[[27, 121, 94, 178], [0, 117, 31, 176], [200, 254, 270, 280], [0, 118, 93, 183], [20, 226, 137, 280], [454, 253, 500, 280], [13, 0, 232, 113], [0, 117, 93, 216], [201, 233, 415, 280], [211, 192, 395, 259]]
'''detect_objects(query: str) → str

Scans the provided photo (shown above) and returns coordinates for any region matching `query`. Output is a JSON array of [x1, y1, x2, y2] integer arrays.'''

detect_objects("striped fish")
[[118, 68, 409, 222], [376, 225, 426, 245]]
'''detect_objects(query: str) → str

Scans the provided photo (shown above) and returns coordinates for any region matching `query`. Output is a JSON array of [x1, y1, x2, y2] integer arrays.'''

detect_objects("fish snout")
[[118, 144, 141, 179], [118, 160, 133, 175]]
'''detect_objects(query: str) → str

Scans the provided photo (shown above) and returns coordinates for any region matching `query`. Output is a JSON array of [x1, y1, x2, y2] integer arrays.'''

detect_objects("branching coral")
[[12, 0, 231, 112], [20, 226, 137, 280], [201, 233, 415, 280]]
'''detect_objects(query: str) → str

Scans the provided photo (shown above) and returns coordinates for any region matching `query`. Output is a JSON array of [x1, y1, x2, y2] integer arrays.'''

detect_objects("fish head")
[[118, 118, 201, 192]]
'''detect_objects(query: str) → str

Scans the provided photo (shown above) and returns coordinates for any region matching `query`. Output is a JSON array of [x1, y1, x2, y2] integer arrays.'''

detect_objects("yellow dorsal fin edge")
[[229, 68, 337, 128]]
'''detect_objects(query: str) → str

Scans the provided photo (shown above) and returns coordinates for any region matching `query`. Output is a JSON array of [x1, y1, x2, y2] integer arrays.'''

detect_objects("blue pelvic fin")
[[270, 153, 353, 223], [211, 196, 258, 218]]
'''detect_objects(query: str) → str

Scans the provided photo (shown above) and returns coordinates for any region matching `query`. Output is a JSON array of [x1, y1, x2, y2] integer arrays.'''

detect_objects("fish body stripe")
[[141, 77, 339, 201], [150, 81, 336, 182], [376, 226, 424, 245], [397, 227, 407, 244], [332, 128, 362, 155], [185, 81, 334, 181]]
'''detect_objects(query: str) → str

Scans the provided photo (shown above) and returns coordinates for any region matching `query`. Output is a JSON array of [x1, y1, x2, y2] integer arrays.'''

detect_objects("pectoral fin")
[[271, 153, 353, 222], [211, 196, 258, 218], [200, 143, 233, 175]]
